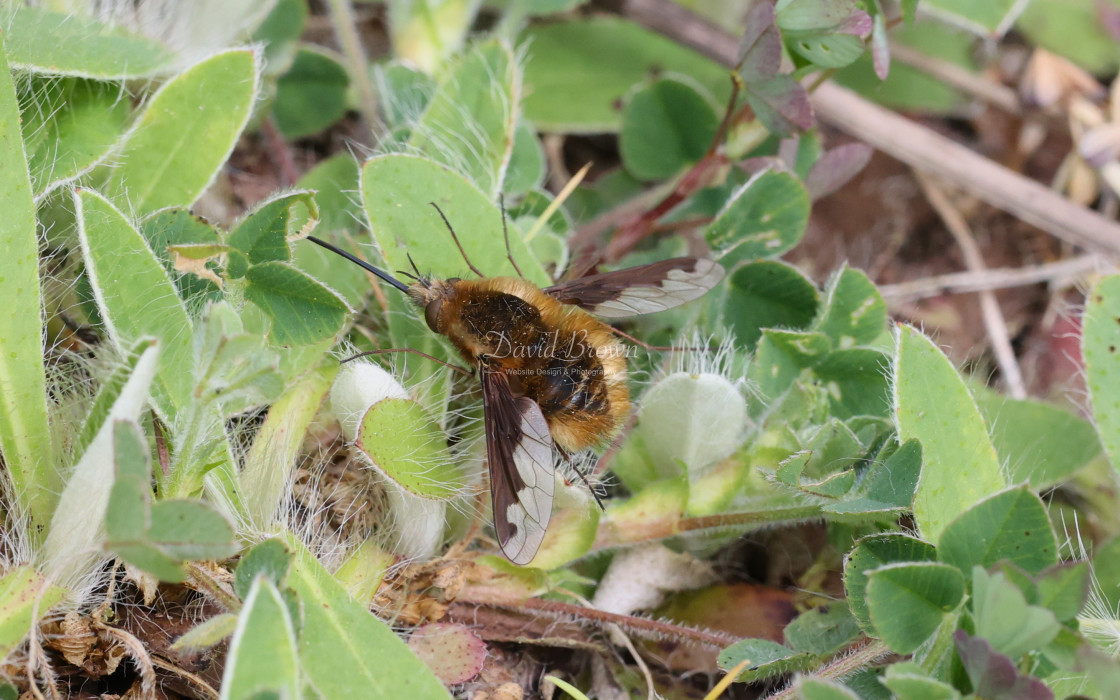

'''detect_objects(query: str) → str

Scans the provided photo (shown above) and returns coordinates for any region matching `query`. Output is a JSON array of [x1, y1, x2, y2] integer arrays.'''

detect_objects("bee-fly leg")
[[340, 348, 474, 377], [608, 325, 701, 353], [556, 445, 606, 511], [429, 202, 486, 278], [499, 194, 527, 280]]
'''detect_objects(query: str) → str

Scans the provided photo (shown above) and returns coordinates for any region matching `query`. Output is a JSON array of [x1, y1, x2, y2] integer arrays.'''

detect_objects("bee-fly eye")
[[424, 299, 443, 333]]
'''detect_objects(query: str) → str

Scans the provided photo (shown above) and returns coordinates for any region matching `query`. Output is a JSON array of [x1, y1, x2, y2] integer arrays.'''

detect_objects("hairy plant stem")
[[763, 639, 892, 700], [593, 504, 824, 551], [459, 589, 738, 647], [184, 561, 241, 613]]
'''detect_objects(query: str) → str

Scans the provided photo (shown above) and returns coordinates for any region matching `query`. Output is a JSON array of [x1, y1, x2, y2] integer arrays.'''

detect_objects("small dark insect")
[[307, 206, 724, 565]]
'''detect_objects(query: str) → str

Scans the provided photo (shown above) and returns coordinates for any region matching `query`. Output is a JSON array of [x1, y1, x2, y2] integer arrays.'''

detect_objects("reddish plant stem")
[[602, 153, 729, 262], [600, 72, 744, 263], [261, 115, 301, 187], [459, 590, 738, 648]]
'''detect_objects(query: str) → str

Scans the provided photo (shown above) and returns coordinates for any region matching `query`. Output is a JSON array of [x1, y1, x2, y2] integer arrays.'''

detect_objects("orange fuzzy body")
[[413, 276, 630, 451]]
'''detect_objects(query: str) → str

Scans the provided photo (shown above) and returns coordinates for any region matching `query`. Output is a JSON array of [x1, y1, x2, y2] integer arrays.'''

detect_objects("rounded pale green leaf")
[[787, 33, 865, 69], [603, 476, 688, 545], [521, 17, 730, 133], [409, 41, 518, 197], [105, 49, 258, 214], [170, 613, 238, 653], [882, 663, 962, 700], [813, 349, 891, 419], [826, 438, 920, 515], [844, 533, 936, 635], [795, 678, 861, 700], [235, 539, 293, 600], [252, 0, 308, 75], [361, 154, 549, 284], [637, 372, 747, 475], [357, 398, 463, 499], [835, 21, 974, 112], [815, 265, 887, 348], [76, 189, 194, 420], [1018, 0, 1120, 74], [244, 262, 349, 346], [937, 486, 1057, 577], [105, 420, 152, 540], [375, 61, 437, 128], [223, 577, 300, 700], [1083, 275, 1120, 470], [723, 260, 819, 350], [505, 120, 546, 195], [229, 191, 318, 264], [972, 567, 1060, 660], [619, 78, 719, 181], [894, 324, 1005, 542], [292, 156, 368, 309], [976, 392, 1101, 490], [1036, 562, 1090, 623], [706, 170, 810, 266], [747, 330, 830, 413], [866, 562, 965, 654], [147, 500, 237, 561], [529, 496, 600, 570], [3, 6, 174, 78], [273, 46, 349, 139], [783, 602, 861, 656], [716, 639, 813, 683], [141, 208, 222, 305], [21, 78, 130, 197]]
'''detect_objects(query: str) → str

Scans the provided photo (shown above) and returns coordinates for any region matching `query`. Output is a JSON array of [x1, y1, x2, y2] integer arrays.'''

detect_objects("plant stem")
[[324, 0, 382, 137], [459, 590, 738, 647], [593, 504, 824, 551], [184, 561, 241, 613], [762, 639, 892, 700]]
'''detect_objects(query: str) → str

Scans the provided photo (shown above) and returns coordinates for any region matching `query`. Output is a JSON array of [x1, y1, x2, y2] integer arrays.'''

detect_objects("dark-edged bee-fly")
[[307, 206, 724, 565]]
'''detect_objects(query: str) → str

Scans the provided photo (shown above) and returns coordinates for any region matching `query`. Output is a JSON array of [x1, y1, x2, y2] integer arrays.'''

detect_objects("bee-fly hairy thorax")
[[305, 210, 724, 566]]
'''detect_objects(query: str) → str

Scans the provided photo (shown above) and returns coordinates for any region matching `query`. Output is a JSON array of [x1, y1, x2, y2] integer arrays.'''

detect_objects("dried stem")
[[153, 655, 220, 700], [324, 0, 382, 136], [914, 172, 1027, 398], [878, 253, 1107, 301], [888, 42, 1022, 115]]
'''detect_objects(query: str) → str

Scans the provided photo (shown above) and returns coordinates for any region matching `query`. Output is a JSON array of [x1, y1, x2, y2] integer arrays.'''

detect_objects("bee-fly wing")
[[544, 257, 724, 318], [480, 365, 554, 565]]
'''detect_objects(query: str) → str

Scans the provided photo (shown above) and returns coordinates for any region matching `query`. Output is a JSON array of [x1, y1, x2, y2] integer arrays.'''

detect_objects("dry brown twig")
[[878, 254, 1108, 301], [914, 171, 1027, 398]]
